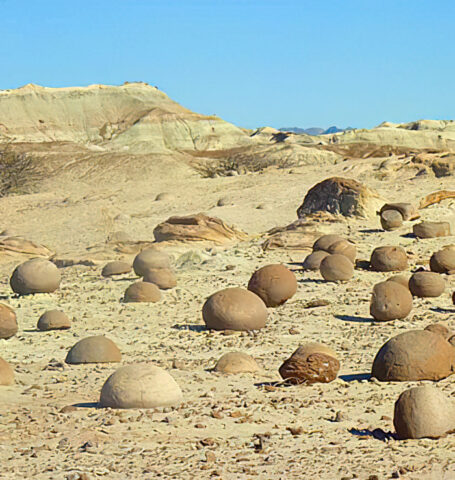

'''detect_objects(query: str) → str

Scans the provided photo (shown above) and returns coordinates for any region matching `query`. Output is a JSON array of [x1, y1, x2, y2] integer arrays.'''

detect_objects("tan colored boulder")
[[0, 357, 14, 386], [143, 268, 177, 290], [133, 249, 171, 276], [302, 250, 330, 270], [380, 209, 403, 231], [99, 364, 182, 409], [37, 310, 71, 331], [65, 336, 121, 364], [372, 330, 455, 381], [102, 261, 132, 277], [370, 281, 413, 321], [370, 246, 408, 272], [387, 275, 410, 289], [313, 234, 344, 252], [153, 213, 247, 245], [247, 264, 297, 307], [380, 203, 419, 221], [394, 386, 455, 439], [214, 352, 260, 374], [202, 287, 267, 331], [279, 343, 340, 384], [430, 247, 455, 274], [326, 239, 356, 263], [0, 236, 54, 257], [424, 323, 452, 339], [0, 303, 18, 339], [413, 221, 451, 239], [297, 177, 383, 219], [10, 258, 61, 294], [409, 272, 445, 298], [124, 281, 161, 303], [320, 254, 354, 282]]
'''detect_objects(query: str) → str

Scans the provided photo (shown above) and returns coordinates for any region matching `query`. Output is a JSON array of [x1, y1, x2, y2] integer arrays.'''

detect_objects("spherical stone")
[[214, 352, 260, 374], [370, 281, 413, 321], [143, 269, 177, 290], [372, 330, 455, 381], [99, 364, 182, 409], [409, 272, 445, 298], [319, 254, 354, 282], [424, 323, 452, 339], [380, 209, 403, 231], [133, 249, 171, 277], [65, 336, 122, 364], [124, 281, 161, 303], [302, 250, 330, 271], [387, 275, 410, 289], [380, 203, 418, 221], [202, 287, 267, 331], [10, 258, 61, 295], [0, 357, 14, 386], [279, 343, 340, 384], [247, 264, 297, 307], [312, 234, 344, 252], [0, 303, 18, 339], [430, 248, 455, 274], [413, 221, 451, 239], [37, 310, 71, 331], [102, 261, 132, 277], [326, 239, 357, 263], [394, 386, 455, 439], [370, 246, 408, 272]]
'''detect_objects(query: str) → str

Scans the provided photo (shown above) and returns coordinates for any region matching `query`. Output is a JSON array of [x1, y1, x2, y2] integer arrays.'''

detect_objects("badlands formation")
[[0, 82, 455, 479]]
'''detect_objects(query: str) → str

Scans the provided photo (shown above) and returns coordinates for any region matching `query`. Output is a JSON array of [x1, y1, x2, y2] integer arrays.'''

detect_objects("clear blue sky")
[[1, 0, 454, 129]]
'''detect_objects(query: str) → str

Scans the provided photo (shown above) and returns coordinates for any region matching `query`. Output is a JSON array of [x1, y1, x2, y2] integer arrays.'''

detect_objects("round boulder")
[[10, 258, 61, 295], [320, 254, 354, 282], [279, 343, 340, 384], [430, 248, 455, 274], [370, 246, 408, 272], [247, 264, 297, 307], [380, 209, 403, 231], [102, 261, 132, 277], [214, 352, 260, 374], [327, 239, 357, 263], [133, 249, 171, 277], [143, 269, 177, 290], [413, 221, 451, 239], [394, 386, 455, 439], [99, 364, 182, 409], [202, 287, 267, 331], [424, 322, 452, 339], [124, 281, 161, 303], [302, 250, 330, 271], [0, 357, 14, 386], [313, 234, 344, 252], [380, 203, 418, 221], [65, 336, 122, 364], [409, 272, 445, 298], [37, 310, 71, 331], [387, 275, 409, 289], [370, 281, 413, 321], [372, 330, 455, 381], [0, 303, 18, 339]]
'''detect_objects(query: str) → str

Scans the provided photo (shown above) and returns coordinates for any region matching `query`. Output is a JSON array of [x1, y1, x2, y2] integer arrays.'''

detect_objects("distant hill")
[[279, 126, 354, 135]]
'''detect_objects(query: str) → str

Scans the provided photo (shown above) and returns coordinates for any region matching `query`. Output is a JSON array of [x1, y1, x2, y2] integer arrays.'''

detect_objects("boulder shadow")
[[431, 307, 455, 314], [299, 278, 325, 285], [171, 324, 207, 332], [349, 427, 397, 442], [359, 229, 383, 234], [72, 402, 100, 409], [335, 314, 373, 323], [339, 373, 371, 382], [400, 233, 415, 239]]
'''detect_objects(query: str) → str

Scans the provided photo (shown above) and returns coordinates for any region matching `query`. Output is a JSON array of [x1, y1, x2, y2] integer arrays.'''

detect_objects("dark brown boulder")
[[370, 281, 413, 321], [370, 246, 408, 272], [0, 304, 18, 339], [408, 272, 445, 298], [65, 336, 122, 364], [102, 261, 132, 277], [413, 221, 451, 239], [10, 258, 61, 295]]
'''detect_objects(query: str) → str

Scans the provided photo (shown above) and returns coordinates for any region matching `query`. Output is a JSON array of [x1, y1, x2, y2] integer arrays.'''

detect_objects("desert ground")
[[0, 84, 455, 480]]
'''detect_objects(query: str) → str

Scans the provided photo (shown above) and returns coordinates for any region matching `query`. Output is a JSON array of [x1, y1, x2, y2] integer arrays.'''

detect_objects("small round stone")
[[10, 258, 61, 295], [37, 310, 71, 331], [133, 249, 171, 277], [0, 303, 18, 339], [320, 254, 354, 282], [302, 250, 330, 271], [214, 352, 260, 374], [102, 261, 132, 277], [370, 281, 412, 321], [430, 248, 455, 274], [143, 269, 177, 290], [380, 209, 403, 231], [65, 336, 122, 364], [124, 281, 162, 303]]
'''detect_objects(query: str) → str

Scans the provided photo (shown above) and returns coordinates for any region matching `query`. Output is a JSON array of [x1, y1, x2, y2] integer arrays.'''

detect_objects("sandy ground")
[[1, 155, 455, 479]]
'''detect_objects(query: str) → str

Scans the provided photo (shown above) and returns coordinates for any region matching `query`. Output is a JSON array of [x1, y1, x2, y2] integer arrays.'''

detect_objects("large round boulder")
[[380, 209, 403, 231], [326, 239, 356, 263], [37, 310, 71, 331], [370, 281, 413, 321], [133, 249, 171, 277], [313, 234, 344, 252], [320, 254, 354, 281], [302, 250, 330, 271], [0, 357, 14, 386], [10, 258, 61, 295], [214, 352, 260, 374], [408, 272, 445, 298], [370, 246, 408, 272], [430, 247, 455, 274], [372, 330, 455, 381], [202, 287, 267, 331], [0, 303, 18, 339], [65, 336, 122, 364], [124, 281, 161, 303], [247, 264, 297, 307], [99, 364, 182, 409]]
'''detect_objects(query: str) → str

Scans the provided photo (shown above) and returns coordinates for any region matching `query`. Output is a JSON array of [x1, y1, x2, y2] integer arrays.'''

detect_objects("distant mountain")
[[279, 126, 355, 135]]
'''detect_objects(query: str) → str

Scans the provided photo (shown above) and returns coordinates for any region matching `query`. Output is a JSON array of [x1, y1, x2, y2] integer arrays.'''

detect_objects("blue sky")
[[1, 1, 454, 129]]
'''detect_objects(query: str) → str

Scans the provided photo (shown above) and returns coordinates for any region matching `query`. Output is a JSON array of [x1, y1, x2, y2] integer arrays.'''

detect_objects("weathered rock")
[[302, 250, 330, 271], [155, 192, 175, 202], [430, 247, 455, 274], [101, 261, 132, 277], [124, 281, 161, 303], [0, 236, 54, 257], [409, 272, 445, 298], [413, 221, 451, 239], [65, 336, 121, 364], [279, 343, 340, 384], [313, 234, 345, 252], [202, 287, 267, 331], [379, 203, 419, 221], [326, 239, 356, 263], [394, 386, 455, 439], [372, 330, 455, 381], [387, 275, 410, 289], [380, 209, 403, 231], [143, 268, 177, 290], [0, 357, 14, 386], [297, 177, 383, 219], [153, 213, 247, 245], [133, 249, 171, 277], [370, 246, 408, 272], [370, 281, 413, 321], [10, 258, 61, 295], [214, 352, 260, 374], [320, 254, 354, 282], [37, 310, 71, 331], [99, 364, 182, 409], [424, 323, 452, 339], [0, 303, 18, 339], [247, 264, 297, 307]]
